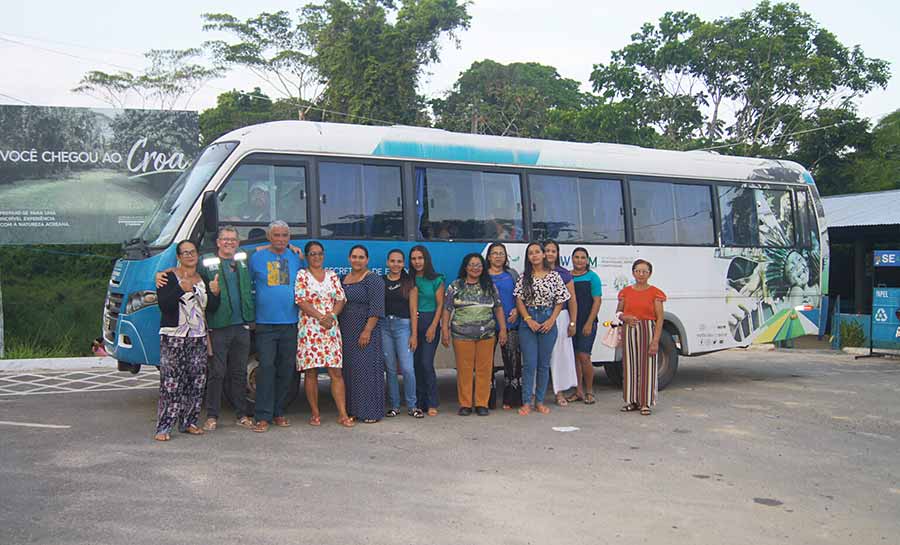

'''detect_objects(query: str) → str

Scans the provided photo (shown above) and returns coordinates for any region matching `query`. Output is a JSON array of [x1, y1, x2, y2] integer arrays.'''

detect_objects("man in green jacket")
[[198, 226, 256, 431]]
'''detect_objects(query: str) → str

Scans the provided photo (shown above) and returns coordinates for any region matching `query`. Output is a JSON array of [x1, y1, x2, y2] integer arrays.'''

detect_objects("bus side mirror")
[[201, 191, 218, 234]]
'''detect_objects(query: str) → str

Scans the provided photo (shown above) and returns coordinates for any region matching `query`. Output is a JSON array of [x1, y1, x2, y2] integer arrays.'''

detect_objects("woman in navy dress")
[[340, 245, 386, 423]]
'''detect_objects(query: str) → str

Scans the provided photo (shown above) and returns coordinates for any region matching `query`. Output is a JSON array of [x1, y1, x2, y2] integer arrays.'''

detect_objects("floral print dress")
[[295, 269, 346, 370]]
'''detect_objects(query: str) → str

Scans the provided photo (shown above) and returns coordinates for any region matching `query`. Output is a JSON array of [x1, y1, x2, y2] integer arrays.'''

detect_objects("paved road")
[[2, 348, 898, 545]]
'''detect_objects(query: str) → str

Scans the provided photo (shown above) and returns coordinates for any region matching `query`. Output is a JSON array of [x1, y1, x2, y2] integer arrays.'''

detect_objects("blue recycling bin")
[[870, 251, 900, 351]]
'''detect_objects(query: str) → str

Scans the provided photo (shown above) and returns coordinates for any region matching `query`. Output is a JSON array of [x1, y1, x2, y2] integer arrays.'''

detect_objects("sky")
[[2, 0, 898, 124]]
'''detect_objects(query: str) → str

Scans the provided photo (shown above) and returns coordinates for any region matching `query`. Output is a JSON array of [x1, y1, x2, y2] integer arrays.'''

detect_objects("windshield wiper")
[[123, 237, 150, 258]]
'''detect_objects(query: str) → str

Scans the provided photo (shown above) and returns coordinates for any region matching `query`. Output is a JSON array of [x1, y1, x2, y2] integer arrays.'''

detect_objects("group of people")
[[152, 221, 666, 441]]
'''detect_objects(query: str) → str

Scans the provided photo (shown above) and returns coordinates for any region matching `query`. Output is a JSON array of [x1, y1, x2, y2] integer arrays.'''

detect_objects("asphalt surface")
[[2, 348, 899, 545]]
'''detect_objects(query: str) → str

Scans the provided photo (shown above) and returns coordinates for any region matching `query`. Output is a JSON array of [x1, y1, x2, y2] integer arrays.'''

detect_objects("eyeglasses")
[[180, 250, 197, 257], [307, 251, 324, 257], [219, 238, 238, 243], [467, 262, 483, 268]]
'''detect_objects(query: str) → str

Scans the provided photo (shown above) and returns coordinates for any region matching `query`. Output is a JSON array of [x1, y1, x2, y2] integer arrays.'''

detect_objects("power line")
[[0, 33, 399, 126], [0, 31, 145, 59], [696, 122, 852, 152], [0, 90, 32, 105]]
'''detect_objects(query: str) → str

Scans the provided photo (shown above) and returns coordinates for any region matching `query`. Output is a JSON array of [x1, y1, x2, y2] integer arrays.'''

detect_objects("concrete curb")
[[0, 356, 118, 372]]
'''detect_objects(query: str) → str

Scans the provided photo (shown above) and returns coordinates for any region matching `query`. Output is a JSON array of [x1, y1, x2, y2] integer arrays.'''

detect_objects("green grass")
[[1, 245, 118, 358], [4, 335, 74, 359]]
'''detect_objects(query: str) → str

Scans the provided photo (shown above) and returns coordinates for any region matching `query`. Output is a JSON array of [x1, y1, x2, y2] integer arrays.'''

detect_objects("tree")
[[591, 2, 890, 151], [545, 99, 660, 147], [304, 0, 471, 125], [784, 108, 871, 195], [840, 109, 900, 194], [590, 11, 707, 146], [72, 48, 221, 110], [198, 88, 309, 145], [202, 11, 322, 118], [432, 60, 585, 137]]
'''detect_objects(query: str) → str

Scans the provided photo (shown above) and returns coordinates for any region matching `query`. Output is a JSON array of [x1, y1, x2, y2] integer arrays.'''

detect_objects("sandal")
[[555, 394, 568, 407], [363, 418, 379, 424], [273, 416, 291, 427], [584, 393, 596, 405], [621, 404, 639, 412], [640, 407, 652, 416], [202, 418, 217, 431], [309, 415, 321, 427], [502, 404, 512, 410], [251, 420, 269, 433], [427, 408, 438, 417], [386, 409, 399, 418], [153, 432, 170, 442], [338, 416, 355, 428], [518, 405, 532, 416], [566, 392, 583, 403], [408, 408, 425, 419], [236, 417, 254, 429], [183, 425, 205, 435], [535, 404, 551, 415]]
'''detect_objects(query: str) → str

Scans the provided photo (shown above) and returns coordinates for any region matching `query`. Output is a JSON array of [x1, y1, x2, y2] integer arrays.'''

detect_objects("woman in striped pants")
[[616, 259, 666, 416]]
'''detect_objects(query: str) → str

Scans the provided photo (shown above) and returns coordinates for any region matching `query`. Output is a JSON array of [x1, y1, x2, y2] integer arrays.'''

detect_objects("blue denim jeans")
[[382, 315, 417, 410], [414, 311, 441, 410], [518, 306, 558, 406], [254, 323, 297, 423]]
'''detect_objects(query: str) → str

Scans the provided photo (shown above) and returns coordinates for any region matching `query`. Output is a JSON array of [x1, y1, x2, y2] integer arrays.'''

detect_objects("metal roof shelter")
[[823, 189, 900, 314]]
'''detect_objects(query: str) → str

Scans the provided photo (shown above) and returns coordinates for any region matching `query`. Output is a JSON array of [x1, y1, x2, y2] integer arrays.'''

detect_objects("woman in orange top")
[[616, 259, 666, 415]]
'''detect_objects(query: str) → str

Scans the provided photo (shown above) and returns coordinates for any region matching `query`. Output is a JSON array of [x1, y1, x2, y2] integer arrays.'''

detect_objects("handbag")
[[601, 312, 623, 348]]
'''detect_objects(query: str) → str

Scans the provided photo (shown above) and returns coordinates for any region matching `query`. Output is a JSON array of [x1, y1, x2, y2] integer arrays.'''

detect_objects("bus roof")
[[215, 120, 814, 186]]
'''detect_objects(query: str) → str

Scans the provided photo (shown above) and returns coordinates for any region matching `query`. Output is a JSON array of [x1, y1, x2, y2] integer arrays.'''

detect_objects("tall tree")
[[72, 48, 221, 110], [304, 0, 470, 125], [432, 60, 585, 137], [202, 11, 322, 118], [591, 2, 890, 151], [198, 88, 311, 145], [841, 109, 900, 194]]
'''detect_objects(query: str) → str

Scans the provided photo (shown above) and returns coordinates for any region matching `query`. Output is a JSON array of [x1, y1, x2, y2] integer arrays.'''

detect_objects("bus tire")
[[117, 361, 141, 374], [604, 362, 623, 386], [244, 357, 300, 415], [657, 329, 679, 390], [604, 330, 679, 390]]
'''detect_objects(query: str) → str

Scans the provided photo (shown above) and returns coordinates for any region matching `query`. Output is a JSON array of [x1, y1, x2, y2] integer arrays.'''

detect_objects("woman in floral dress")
[[295, 241, 354, 428]]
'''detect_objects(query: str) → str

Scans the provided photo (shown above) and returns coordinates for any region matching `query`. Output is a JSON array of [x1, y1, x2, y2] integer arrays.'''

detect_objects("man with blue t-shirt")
[[248, 220, 302, 432]]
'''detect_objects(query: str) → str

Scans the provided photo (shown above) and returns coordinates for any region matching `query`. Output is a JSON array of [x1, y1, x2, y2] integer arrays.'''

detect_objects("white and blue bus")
[[102, 121, 828, 388]]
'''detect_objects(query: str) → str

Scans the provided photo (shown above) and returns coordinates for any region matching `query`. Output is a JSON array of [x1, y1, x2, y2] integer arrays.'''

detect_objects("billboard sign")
[[0, 105, 199, 244]]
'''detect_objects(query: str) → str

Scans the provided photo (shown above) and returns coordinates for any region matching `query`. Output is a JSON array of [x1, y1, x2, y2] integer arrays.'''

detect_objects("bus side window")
[[319, 162, 403, 238], [630, 180, 714, 245], [530, 174, 579, 241], [718, 185, 794, 247], [531, 174, 625, 243], [419, 168, 522, 241]]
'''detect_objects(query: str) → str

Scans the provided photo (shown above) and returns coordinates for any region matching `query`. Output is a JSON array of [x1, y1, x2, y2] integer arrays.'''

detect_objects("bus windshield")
[[136, 142, 237, 248]]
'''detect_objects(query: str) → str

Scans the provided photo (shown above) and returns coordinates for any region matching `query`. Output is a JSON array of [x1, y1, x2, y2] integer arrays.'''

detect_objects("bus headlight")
[[125, 291, 158, 314]]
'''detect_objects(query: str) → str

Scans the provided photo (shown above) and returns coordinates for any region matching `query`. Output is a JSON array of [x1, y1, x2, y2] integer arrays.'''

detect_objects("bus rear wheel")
[[604, 329, 679, 390], [656, 329, 679, 390]]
